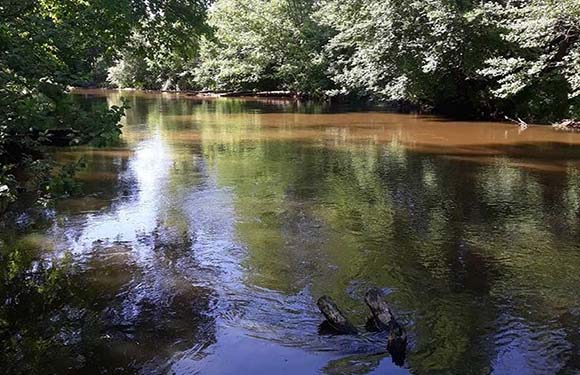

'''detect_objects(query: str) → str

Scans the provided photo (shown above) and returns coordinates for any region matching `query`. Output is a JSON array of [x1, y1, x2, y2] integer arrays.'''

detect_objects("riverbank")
[[74, 87, 580, 130]]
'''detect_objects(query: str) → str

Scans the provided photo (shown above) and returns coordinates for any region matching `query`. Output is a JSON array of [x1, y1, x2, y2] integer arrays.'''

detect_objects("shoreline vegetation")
[[78, 86, 580, 129], [102, 0, 580, 123]]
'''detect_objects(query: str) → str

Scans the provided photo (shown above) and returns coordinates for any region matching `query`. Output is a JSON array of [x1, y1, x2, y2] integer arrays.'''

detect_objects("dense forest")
[[111, 0, 579, 122], [5, 1, 580, 118], [1, 0, 580, 207]]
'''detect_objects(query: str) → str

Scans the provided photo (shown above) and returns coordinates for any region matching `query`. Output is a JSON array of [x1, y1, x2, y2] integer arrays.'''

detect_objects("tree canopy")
[[105, 0, 580, 121], [0, 0, 218, 209]]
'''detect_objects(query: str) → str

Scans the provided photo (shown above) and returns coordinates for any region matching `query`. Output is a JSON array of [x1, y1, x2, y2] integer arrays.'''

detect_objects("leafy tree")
[[107, 0, 210, 90], [477, 0, 580, 121], [189, 0, 579, 120], [317, 0, 500, 117], [0, 0, 133, 210], [194, 0, 333, 95]]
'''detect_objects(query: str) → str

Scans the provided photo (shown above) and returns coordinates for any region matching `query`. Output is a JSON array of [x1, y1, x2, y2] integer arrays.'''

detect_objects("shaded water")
[[3, 89, 580, 374]]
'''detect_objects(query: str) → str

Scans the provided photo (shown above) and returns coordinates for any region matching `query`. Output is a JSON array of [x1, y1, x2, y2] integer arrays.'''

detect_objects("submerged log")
[[317, 290, 407, 366], [387, 320, 407, 366], [316, 296, 358, 334], [218, 91, 255, 98], [364, 288, 407, 366], [254, 91, 295, 98]]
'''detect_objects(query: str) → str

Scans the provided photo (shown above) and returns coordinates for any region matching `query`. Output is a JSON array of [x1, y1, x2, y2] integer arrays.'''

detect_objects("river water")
[[4, 89, 580, 374]]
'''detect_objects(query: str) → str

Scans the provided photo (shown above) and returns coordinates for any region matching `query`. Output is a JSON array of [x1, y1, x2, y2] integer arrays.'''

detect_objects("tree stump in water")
[[365, 288, 407, 366], [316, 296, 358, 334], [316, 290, 407, 366], [364, 288, 395, 331]]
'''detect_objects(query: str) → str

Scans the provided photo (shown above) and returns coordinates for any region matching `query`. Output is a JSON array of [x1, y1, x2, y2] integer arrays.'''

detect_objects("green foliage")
[[3, 0, 579, 131], [187, 0, 579, 120], [317, 0, 579, 119], [0, 0, 135, 86], [317, 0, 500, 116], [194, 0, 333, 95], [107, 0, 210, 90], [477, 0, 580, 121], [0, 166, 17, 213], [108, 32, 201, 90], [0, 0, 131, 211]]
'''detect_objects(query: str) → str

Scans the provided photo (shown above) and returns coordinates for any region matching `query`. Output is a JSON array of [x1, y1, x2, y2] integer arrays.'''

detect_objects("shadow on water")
[[0, 225, 217, 374], [3, 89, 580, 374]]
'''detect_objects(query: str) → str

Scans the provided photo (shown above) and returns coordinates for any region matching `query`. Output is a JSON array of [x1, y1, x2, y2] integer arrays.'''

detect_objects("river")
[[3, 89, 580, 374]]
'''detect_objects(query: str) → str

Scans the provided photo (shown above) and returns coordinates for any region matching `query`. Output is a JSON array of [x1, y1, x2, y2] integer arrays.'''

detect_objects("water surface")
[[4, 89, 580, 374]]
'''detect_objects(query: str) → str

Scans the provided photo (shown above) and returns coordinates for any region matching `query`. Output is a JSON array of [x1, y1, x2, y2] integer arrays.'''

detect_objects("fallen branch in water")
[[505, 116, 528, 130], [364, 288, 407, 366], [553, 119, 580, 132], [316, 289, 407, 366]]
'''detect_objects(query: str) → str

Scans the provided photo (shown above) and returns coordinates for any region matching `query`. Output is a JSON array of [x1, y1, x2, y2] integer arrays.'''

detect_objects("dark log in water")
[[364, 288, 407, 366], [316, 296, 358, 334], [183, 90, 296, 98], [217, 91, 255, 98], [387, 320, 407, 366]]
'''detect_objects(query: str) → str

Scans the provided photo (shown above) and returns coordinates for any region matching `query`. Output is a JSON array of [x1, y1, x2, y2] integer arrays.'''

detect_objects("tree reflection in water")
[[3, 90, 580, 374]]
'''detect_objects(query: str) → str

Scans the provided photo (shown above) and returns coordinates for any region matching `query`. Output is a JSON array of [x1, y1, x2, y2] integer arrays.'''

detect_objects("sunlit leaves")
[[194, 0, 332, 95], [106, 0, 209, 90], [478, 0, 580, 118], [317, 0, 492, 115]]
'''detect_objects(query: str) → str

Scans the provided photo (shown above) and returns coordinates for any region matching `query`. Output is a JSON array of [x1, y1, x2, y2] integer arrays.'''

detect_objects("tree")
[[107, 0, 210, 90], [0, 0, 134, 209], [317, 0, 500, 117], [194, 0, 333, 95], [477, 0, 580, 121]]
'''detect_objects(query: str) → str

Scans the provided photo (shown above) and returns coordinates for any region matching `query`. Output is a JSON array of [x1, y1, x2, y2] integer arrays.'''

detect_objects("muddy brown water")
[[3, 89, 580, 374]]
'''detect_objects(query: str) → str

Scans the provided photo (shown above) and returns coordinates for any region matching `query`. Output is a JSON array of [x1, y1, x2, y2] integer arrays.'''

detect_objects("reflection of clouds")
[[64, 131, 172, 254], [492, 313, 570, 375]]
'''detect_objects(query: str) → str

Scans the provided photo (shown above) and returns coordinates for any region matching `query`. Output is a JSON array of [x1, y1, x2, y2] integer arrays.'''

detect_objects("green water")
[[2, 89, 580, 374]]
